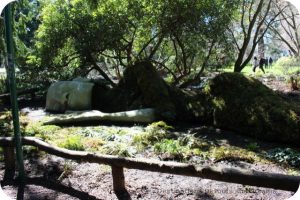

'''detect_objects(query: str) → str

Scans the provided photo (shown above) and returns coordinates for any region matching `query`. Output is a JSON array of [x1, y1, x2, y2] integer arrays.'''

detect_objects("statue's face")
[[46, 81, 95, 112]]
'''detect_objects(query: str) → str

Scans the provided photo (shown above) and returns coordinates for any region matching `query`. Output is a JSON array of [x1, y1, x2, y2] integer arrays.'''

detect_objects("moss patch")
[[205, 73, 300, 144]]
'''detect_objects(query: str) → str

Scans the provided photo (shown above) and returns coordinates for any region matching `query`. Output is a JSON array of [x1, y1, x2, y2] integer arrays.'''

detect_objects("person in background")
[[269, 57, 273, 68], [259, 57, 266, 74], [265, 57, 269, 69], [252, 56, 259, 72]]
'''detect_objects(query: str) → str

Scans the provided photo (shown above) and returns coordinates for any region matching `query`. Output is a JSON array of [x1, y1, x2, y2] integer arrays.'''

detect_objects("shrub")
[[266, 148, 300, 168], [273, 56, 300, 75]]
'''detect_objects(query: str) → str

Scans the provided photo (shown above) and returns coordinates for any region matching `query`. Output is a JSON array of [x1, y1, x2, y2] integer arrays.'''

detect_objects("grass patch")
[[19, 115, 300, 174], [222, 59, 300, 78], [153, 139, 201, 160], [132, 121, 174, 151], [58, 135, 84, 151], [25, 122, 61, 139], [100, 142, 136, 157]]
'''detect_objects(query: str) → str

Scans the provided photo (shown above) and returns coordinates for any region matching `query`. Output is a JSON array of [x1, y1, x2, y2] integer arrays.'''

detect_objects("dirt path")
[[0, 156, 296, 200], [0, 143, 293, 200]]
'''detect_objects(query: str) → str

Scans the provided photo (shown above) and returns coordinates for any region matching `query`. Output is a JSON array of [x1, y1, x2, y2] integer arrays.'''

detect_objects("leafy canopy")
[[29, 0, 238, 84]]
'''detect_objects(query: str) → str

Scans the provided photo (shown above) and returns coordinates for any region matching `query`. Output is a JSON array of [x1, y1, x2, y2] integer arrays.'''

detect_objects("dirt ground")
[[0, 74, 300, 200], [0, 155, 296, 200]]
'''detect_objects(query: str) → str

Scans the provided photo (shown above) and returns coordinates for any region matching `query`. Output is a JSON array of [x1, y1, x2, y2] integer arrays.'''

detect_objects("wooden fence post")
[[3, 147, 15, 181], [111, 165, 126, 194]]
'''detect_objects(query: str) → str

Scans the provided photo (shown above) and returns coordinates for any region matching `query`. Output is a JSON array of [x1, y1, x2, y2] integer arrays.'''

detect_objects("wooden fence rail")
[[0, 88, 41, 100], [0, 137, 299, 195]]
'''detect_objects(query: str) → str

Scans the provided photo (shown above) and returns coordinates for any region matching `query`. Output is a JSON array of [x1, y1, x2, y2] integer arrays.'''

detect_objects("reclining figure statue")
[[44, 60, 300, 144]]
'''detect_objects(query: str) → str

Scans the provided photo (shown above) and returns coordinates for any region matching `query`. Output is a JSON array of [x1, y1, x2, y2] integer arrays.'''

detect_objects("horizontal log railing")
[[0, 137, 299, 195], [0, 88, 41, 99]]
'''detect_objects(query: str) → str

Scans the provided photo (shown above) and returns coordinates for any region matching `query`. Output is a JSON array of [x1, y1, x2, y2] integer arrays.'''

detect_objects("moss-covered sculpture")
[[47, 61, 300, 144], [205, 73, 300, 144], [119, 63, 300, 144]]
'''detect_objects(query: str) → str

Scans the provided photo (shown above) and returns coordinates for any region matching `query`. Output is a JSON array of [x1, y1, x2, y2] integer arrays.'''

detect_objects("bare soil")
[[1, 75, 300, 200], [0, 155, 296, 200]]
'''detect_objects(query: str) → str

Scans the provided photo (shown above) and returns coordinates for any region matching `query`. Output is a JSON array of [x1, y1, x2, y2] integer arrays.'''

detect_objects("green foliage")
[[210, 146, 257, 163], [273, 56, 300, 75], [246, 142, 260, 152], [14, 0, 42, 88], [267, 148, 300, 168], [274, 56, 299, 68], [58, 135, 84, 151], [154, 139, 188, 160], [133, 121, 172, 146], [25, 122, 60, 140], [0, 111, 13, 136], [19, 115, 300, 171], [147, 121, 173, 130], [82, 137, 105, 151], [0, 111, 29, 137], [25, 0, 239, 85], [178, 134, 211, 150], [100, 142, 135, 157]]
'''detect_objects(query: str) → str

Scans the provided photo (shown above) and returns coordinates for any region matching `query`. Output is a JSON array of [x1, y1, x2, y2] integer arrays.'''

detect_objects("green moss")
[[58, 135, 84, 151], [205, 73, 300, 144], [169, 88, 213, 123], [148, 121, 174, 130], [82, 137, 105, 151], [100, 142, 135, 157], [246, 142, 259, 152], [25, 122, 61, 138], [210, 146, 263, 163], [132, 121, 172, 147], [154, 139, 191, 160]]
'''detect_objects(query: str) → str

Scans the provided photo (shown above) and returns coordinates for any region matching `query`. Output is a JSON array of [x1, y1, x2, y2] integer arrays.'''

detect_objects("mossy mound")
[[169, 88, 213, 123], [205, 73, 300, 144], [91, 61, 300, 144]]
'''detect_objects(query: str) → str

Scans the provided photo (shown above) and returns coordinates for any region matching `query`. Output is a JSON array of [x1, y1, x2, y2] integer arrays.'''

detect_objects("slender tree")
[[229, 0, 284, 72], [269, 1, 300, 57]]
